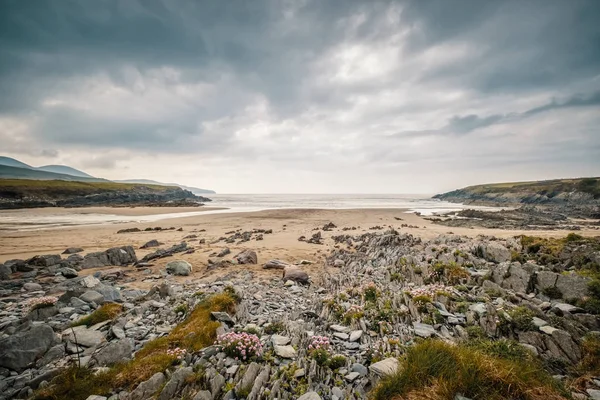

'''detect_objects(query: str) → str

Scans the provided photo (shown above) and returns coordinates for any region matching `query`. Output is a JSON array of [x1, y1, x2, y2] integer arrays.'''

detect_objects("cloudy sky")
[[1, 0, 599, 194]]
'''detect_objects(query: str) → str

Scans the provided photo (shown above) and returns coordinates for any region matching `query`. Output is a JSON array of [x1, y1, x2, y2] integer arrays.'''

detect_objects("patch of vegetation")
[[465, 325, 485, 339], [264, 321, 286, 335], [432, 262, 470, 285], [577, 333, 600, 376], [500, 306, 536, 333], [71, 303, 123, 327], [35, 292, 237, 400], [327, 355, 347, 370], [173, 303, 188, 315], [542, 286, 563, 299], [371, 339, 568, 400]]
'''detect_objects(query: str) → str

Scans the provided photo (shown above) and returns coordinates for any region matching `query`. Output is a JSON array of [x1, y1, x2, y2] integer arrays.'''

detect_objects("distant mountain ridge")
[[0, 156, 215, 193]]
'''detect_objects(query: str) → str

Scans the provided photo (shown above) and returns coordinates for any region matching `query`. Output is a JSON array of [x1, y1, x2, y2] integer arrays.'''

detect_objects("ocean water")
[[0, 194, 490, 231]]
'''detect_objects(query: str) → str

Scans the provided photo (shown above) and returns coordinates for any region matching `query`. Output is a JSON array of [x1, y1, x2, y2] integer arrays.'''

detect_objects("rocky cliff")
[[0, 179, 211, 209]]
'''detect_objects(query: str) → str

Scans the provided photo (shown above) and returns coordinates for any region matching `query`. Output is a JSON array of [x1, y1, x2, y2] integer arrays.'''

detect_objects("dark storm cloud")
[[0, 0, 599, 188]]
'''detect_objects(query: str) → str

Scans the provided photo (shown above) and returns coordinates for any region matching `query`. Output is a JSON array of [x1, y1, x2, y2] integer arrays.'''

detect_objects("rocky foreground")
[[1, 230, 600, 399]]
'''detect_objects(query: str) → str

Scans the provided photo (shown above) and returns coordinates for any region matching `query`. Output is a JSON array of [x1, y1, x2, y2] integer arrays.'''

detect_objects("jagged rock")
[[140, 240, 161, 249], [283, 267, 309, 284], [193, 391, 212, 400], [587, 389, 600, 400], [157, 367, 194, 400], [274, 345, 297, 358], [138, 242, 188, 264], [95, 285, 122, 302], [352, 363, 368, 376], [65, 327, 106, 347], [59, 267, 79, 278], [63, 247, 84, 254], [349, 330, 363, 342], [83, 246, 137, 269], [82, 275, 101, 288], [555, 274, 590, 300], [234, 250, 258, 264], [552, 302, 584, 314], [217, 248, 231, 258], [369, 358, 399, 377], [210, 373, 226, 398], [248, 365, 270, 400], [263, 260, 292, 270], [0, 263, 11, 280], [493, 262, 531, 293], [130, 375, 167, 400], [478, 242, 511, 263], [166, 260, 192, 276], [0, 324, 57, 371], [236, 362, 261, 394], [210, 312, 235, 326], [28, 305, 58, 321], [91, 339, 133, 366], [271, 335, 291, 346], [297, 392, 321, 400], [540, 326, 559, 335], [28, 254, 62, 267], [413, 322, 436, 338]]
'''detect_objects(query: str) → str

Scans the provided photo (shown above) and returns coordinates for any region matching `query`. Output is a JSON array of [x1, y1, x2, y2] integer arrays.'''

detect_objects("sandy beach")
[[1, 207, 597, 289]]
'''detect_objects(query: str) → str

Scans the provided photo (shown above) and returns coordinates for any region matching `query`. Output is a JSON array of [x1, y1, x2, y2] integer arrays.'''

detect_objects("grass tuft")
[[71, 303, 123, 327], [371, 339, 568, 400]]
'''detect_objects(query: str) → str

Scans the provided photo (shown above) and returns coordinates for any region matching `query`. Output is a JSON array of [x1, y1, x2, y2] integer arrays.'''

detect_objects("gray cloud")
[[0, 0, 599, 191]]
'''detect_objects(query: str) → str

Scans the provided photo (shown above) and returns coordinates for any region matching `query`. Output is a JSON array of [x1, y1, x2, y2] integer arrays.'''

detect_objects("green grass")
[[71, 303, 123, 327], [0, 178, 176, 199], [371, 340, 568, 400]]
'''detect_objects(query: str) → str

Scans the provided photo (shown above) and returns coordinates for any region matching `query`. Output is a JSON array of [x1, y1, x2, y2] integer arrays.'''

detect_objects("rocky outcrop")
[[83, 246, 137, 269]]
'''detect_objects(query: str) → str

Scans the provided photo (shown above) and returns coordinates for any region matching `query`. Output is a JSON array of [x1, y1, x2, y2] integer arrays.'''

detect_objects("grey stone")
[[86, 396, 107, 400], [28, 254, 62, 267], [271, 335, 291, 346], [157, 367, 193, 400], [556, 274, 590, 300], [369, 358, 399, 377], [297, 392, 321, 400], [95, 285, 122, 302], [63, 247, 84, 254], [80, 290, 104, 304], [351, 363, 368, 376], [236, 362, 261, 395], [66, 327, 106, 347], [210, 312, 234, 326], [540, 325, 558, 335], [479, 242, 511, 263], [210, 373, 225, 399], [83, 246, 137, 269], [28, 305, 58, 321], [349, 330, 363, 342], [552, 302, 583, 314], [536, 271, 558, 292], [282, 267, 309, 284], [81, 275, 101, 288], [23, 282, 42, 291], [587, 389, 600, 400], [345, 371, 360, 382], [0, 263, 11, 280], [0, 324, 57, 371], [413, 322, 436, 338], [274, 345, 297, 358], [234, 250, 258, 264], [165, 260, 192, 276], [129, 372, 165, 400], [330, 324, 350, 333], [59, 267, 79, 278], [263, 259, 292, 270], [91, 340, 133, 366], [193, 391, 212, 400]]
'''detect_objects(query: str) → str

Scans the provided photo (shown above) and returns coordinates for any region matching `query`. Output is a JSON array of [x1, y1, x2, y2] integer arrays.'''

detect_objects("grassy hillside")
[[0, 179, 175, 199], [460, 177, 600, 199], [434, 177, 600, 205]]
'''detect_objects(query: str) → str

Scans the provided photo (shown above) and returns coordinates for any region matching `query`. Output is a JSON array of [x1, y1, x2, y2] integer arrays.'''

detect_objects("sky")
[[1, 0, 599, 194]]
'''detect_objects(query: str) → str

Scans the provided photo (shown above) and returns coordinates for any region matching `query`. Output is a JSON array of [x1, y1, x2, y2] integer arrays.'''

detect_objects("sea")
[[0, 194, 493, 231]]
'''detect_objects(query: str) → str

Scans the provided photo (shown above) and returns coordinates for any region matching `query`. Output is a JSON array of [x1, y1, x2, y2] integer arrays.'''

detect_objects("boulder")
[[234, 250, 258, 264], [157, 367, 194, 400], [59, 267, 79, 278], [217, 248, 231, 257], [413, 322, 436, 338], [555, 274, 590, 300], [274, 345, 297, 358], [91, 339, 133, 366], [369, 358, 399, 377], [263, 259, 292, 270], [165, 260, 192, 276], [0, 324, 57, 371], [83, 246, 137, 269], [479, 242, 511, 263], [80, 290, 104, 304], [129, 372, 166, 400], [23, 282, 42, 291], [283, 267, 309, 284], [95, 285, 122, 302], [0, 263, 12, 280], [27, 254, 62, 267], [65, 327, 106, 347], [140, 240, 161, 249]]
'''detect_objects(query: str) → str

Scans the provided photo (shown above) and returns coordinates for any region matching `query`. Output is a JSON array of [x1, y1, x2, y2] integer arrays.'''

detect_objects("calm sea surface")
[[0, 194, 494, 231]]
